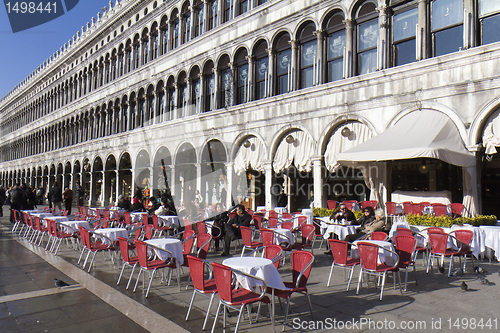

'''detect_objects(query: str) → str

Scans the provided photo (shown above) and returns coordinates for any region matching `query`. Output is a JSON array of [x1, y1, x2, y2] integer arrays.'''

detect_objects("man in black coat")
[[75, 181, 84, 207], [9, 184, 25, 223], [49, 181, 63, 211], [221, 204, 252, 256]]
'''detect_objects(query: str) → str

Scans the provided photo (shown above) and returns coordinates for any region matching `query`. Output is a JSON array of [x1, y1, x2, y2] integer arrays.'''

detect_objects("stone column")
[[314, 30, 324, 85], [226, 162, 233, 208], [212, 66, 219, 110], [264, 162, 272, 210], [266, 48, 274, 97], [196, 163, 202, 196], [377, 4, 388, 70], [198, 73, 205, 113], [246, 55, 254, 102], [464, 0, 474, 49], [344, 19, 353, 77], [217, 0, 222, 26], [190, 6, 196, 40], [289, 40, 298, 91], [312, 157, 323, 208], [418, 0, 428, 60], [203, 0, 209, 33], [89, 172, 95, 206]]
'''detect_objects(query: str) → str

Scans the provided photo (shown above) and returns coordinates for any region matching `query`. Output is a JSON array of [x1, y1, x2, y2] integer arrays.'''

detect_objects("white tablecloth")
[[93, 228, 127, 245], [450, 225, 485, 259], [391, 190, 452, 205], [222, 257, 287, 291], [21, 210, 40, 214], [322, 223, 356, 240], [292, 215, 310, 228], [157, 215, 179, 228], [130, 212, 148, 223], [389, 221, 411, 238], [301, 209, 313, 224], [145, 238, 184, 265], [43, 216, 69, 227], [274, 207, 288, 214], [59, 220, 90, 233], [256, 206, 266, 212], [479, 226, 500, 261], [108, 207, 125, 219], [270, 228, 295, 245], [351, 240, 397, 265]]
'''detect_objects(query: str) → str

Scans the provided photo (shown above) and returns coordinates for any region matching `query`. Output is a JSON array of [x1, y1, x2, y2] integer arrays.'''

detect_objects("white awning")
[[273, 130, 314, 173], [336, 110, 475, 167], [234, 136, 265, 174]]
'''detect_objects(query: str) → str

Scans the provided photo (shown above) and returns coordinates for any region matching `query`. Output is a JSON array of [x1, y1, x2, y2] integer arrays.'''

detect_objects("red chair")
[[251, 214, 263, 229], [196, 221, 207, 234], [396, 227, 413, 236], [133, 240, 179, 297], [327, 200, 337, 210], [229, 212, 237, 220], [185, 255, 218, 330], [151, 215, 174, 237], [116, 236, 138, 289], [263, 245, 282, 269], [450, 203, 464, 218], [181, 230, 196, 263], [432, 203, 448, 217], [123, 211, 133, 227], [78, 227, 115, 272], [211, 262, 273, 333], [11, 209, 23, 233], [355, 242, 402, 301], [450, 229, 474, 272], [425, 227, 444, 234], [370, 231, 388, 241], [280, 221, 293, 230], [311, 219, 325, 249], [411, 203, 424, 215], [260, 228, 275, 247], [282, 213, 293, 219], [185, 233, 212, 289], [361, 200, 378, 209], [426, 232, 461, 277], [419, 202, 431, 206], [385, 202, 402, 221], [394, 235, 418, 291], [268, 251, 314, 330], [342, 200, 358, 211], [268, 217, 278, 228], [50, 220, 77, 254], [240, 226, 263, 256], [291, 224, 315, 253], [327, 239, 360, 291], [402, 202, 412, 215]]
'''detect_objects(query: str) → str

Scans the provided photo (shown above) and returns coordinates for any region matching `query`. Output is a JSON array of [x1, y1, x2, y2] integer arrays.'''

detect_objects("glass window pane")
[[395, 39, 416, 66], [358, 48, 377, 75], [432, 0, 463, 31], [327, 30, 345, 60], [393, 8, 418, 42], [482, 13, 500, 45], [278, 75, 288, 94], [256, 58, 268, 81], [358, 20, 378, 51], [480, 0, 500, 16], [434, 25, 463, 56], [327, 58, 343, 82], [301, 67, 313, 88], [301, 40, 317, 68], [238, 64, 248, 86], [277, 49, 291, 75]]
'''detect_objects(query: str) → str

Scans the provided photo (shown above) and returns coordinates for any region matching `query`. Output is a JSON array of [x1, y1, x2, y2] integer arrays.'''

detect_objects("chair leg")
[[327, 263, 334, 287], [133, 269, 143, 292], [447, 255, 454, 278], [347, 265, 356, 291], [186, 290, 197, 322], [426, 253, 432, 273], [379, 272, 387, 301], [145, 268, 157, 298], [356, 268, 363, 295], [211, 302, 222, 333], [283, 298, 290, 331], [117, 263, 127, 285], [126, 264, 137, 290], [306, 291, 313, 319], [202, 293, 216, 331]]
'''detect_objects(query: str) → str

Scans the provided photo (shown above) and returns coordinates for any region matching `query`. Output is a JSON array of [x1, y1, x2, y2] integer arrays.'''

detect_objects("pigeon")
[[54, 278, 70, 288], [474, 266, 487, 275], [478, 276, 495, 286], [460, 281, 468, 291], [438, 264, 445, 274], [451, 268, 464, 278]]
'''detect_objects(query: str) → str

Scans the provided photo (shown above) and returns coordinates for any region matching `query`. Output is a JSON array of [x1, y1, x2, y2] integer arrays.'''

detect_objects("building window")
[[480, 0, 500, 45], [392, 7, 418, 66], [236, 51, 248, 105], [143, 38, 149, 64], [239, 0, 248, 16], [182, 5, 191, 43], [325, 13, 345, 82], [172, 16, 179, 49], [223, 0, 232, 23], [134, 43, 140, 69], [167, 83, 176, 119], [152, 33, 158, 59], [192, 74, 201, 113], [194, 1, 204, 37], [299, 24, 317, 89], [204, 62, 215, 112], [162, 25, 168, 53], [275, 34, 291, 95], [254, 41, 268, 100], [209, 0, 218, 30], [431, 0, 463, 57]]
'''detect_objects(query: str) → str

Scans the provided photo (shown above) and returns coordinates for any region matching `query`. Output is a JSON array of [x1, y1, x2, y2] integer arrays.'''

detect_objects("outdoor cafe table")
[[157, 215, 180, 229], [93, 227, 127, 245], [109, 207, 125, 219], [321, 220, 356, 240], [59, 220, 90, 233], [351, 240, 398, 265], [223, 256, 287, 332], [42, 216, 69, 227], [130, 212, 149, 223], [269, 228, 295, 245], [479, 226, 500, 261], [274, 207, 288, 214], [145, 238, 184, 265]]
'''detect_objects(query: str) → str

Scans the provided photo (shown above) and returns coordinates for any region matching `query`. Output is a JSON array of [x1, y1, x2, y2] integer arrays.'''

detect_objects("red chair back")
[[196, 233, 212, 259], [133, 223, 144, 241], [187, 255, 210, 292], [342, 200, 357, 210], [432, 204, 447, 217], [280, 222, 293, 230], [370, 231, 387, 241], [142, 214, 150, 226], [291, 251, 314, 289], [123, 211, 132, 226], [251, 215, 263, 229], [328, 239, 349, 265], [260, 228, 275, 246], [385, 202, 398, 215], [135, 240, 151, 268], [268, 217, 278, 228], [327, 200, 337, 210], [151, 215, 160, 229], [450, 203, 464, 217], [143, 224, 154, 240], [211, 262, 233, 303], [453, 229, 473, 247], [419, 202, 431, 206], [402, 202, 412, 215], [361, 200, 378, 209], [411, 203, 424, 215], [79, 227, 91, 249], [78, 206, 84, 215], [240, 226, 253, 246], [184, 219, 193, 232], [428, 232, 449, 254], [312, 220, 322, 237], [282, 213, 292, 219], [117, 237, 132, 262], [426, 227, 444, 233], [394, 235, 416, 264], [103, 209, 110, 220], [396, 227, 413, 236], [269, 211, 278, 219], [357, 242, 380, 271], [264, 245, 282, 269], [229, 212, 237, 220], [197, 221, 207, 234], [182, 230, 196, 255], [300, 224, 315, 244], [296, 216, 307, 228]]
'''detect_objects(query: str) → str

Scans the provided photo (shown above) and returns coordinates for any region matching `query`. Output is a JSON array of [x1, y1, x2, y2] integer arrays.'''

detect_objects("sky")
[[0, 1, 110, 99]]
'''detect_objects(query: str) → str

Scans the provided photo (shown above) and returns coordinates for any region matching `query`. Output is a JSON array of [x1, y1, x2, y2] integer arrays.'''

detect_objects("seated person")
[[352, 206, 375, 226], [221, 204, 252, 256], [154, 198, 173, 216], [345, 208, 386, 243], [210, 202, 229, 251], [147, 196, 161, 215], [130, 197, 145, 212], [329, 203, 356, 224], [117, 194, 131, 211]]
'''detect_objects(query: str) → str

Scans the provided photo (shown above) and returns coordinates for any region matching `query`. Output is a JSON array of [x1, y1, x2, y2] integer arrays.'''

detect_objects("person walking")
[[8, 184, 24, 223], [36, 185, 45, 205], [0, 186, 5, 217], [75, 181, 84, 207], [62, 187, 74, 214], [49, 181, 63, 212]]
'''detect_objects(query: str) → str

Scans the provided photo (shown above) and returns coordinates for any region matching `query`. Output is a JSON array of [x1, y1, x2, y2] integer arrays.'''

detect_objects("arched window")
[[156, 82, 165, 122], [121, 98, 128, 132], [235, 49, 249, 105], [125, 40, 132, 73], [160, 16, 169, 54], [151, 25, 159, 59], [130, 93, 137, 129], [299, 23, 317, 89], [133, 35, 141, 69], [182, 3, 191, 44], [219, 55, 231, 108], [392, 6, 417, 66], [254, 40, 268, 100], [208, 0, 218, 30], [190, 67, 201, 114], [204, 61, 215, 112], [178, 72, 188, 118], [275, 33, 291, 95], [167, 76, 176, 120], [138, 90, 146, 127], [325, 12, 345, 82], [356, 2, 378, 75], [223, 0, 233, 23], [431, 0, 463, 57], [142, 29, 149, 65], [479, 0, 500, 45], [171, 11, 180, 49], [118, 45, 124, 76], [147, 86, 155, 126], [194, 0, 204, 37]]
